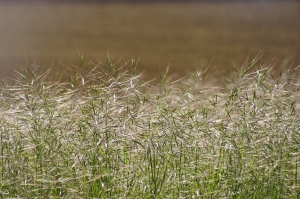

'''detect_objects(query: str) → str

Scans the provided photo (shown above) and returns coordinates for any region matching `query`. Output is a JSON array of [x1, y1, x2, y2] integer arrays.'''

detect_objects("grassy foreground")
[[0, 56, 300, 198]]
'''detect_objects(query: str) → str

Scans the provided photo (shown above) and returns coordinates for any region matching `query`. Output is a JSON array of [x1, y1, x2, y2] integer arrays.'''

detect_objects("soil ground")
[[0, 1, 299, 81]]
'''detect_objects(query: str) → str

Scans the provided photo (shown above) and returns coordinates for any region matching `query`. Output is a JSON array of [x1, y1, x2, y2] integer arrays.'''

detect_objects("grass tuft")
[[1, 55, 300, 198]]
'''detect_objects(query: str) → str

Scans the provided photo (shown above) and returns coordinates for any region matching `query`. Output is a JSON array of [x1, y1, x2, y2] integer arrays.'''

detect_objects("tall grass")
[[0, 55, 300, 198]]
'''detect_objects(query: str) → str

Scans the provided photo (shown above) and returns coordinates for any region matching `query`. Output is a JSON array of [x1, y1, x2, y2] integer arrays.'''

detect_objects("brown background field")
[[0, 1, 299, 82]]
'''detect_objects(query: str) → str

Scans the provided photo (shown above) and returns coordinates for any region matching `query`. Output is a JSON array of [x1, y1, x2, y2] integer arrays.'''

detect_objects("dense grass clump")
[[0, 56, 300, 198]]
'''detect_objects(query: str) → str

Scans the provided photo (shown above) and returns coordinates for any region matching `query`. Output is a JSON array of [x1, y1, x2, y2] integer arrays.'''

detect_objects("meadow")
[[0, 54, 300, 198], [1, 1, 300, 198]]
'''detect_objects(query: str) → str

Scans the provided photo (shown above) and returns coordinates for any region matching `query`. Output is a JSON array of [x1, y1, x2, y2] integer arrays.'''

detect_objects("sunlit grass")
[[1, 55, 300, 198]]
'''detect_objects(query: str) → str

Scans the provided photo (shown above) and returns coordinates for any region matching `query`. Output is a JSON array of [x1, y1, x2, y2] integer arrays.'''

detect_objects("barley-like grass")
[[0, 55, 300, 198]]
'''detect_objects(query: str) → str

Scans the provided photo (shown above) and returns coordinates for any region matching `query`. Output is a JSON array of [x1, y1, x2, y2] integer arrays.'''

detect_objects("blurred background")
[[0, 0, 299, 82]]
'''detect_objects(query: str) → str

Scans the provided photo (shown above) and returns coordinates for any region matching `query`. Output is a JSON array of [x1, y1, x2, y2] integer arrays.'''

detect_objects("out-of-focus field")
[[0, 1, 299, 81]]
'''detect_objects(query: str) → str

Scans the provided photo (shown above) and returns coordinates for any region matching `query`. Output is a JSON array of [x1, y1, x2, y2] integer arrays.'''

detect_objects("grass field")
[[1, 55, 300, 198], [1, 1, 300, 81]]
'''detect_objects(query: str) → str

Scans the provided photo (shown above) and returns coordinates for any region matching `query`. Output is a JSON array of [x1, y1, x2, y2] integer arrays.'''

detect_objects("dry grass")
[[1, 55, 300, 198]]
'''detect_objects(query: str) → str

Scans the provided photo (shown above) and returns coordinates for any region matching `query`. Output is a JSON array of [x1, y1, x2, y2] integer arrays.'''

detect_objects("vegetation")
[[0, 55, 300, 198]]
